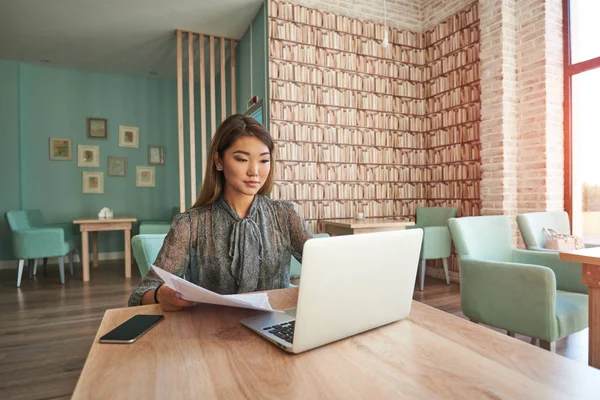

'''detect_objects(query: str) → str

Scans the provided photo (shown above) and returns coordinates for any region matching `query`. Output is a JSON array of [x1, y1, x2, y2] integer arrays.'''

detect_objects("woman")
[[128, 114, 313, 310]]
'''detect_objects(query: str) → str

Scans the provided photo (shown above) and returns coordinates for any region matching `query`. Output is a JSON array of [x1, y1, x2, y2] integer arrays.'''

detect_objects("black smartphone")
[[99, 314, 164, 344]]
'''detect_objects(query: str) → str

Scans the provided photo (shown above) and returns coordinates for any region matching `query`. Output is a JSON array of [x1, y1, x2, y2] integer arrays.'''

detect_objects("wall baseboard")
[[0, 251, 125, 270]]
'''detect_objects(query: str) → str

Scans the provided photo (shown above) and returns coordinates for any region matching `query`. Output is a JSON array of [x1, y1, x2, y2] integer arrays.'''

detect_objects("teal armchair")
[[5, 210, 77, 287], [407, 207, 457, 291], [517, 211, 600, 251], [132, 234, 168, 278], [448, 215, 588, 350], [139, 207, 180, 235]]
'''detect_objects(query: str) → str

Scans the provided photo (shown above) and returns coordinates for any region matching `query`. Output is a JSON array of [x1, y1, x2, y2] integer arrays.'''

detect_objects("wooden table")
[[72, 288, 600, 399], [559, 247, 600, 369], [73, 217, 137, 282], [324, 217, 414, 236]]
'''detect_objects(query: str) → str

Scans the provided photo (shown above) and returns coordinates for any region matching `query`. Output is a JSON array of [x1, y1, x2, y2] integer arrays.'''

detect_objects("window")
[[565, 0, 600, 241]]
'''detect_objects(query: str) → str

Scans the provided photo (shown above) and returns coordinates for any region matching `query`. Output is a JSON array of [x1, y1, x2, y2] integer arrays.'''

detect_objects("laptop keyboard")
[[263, 320, 295, 343]]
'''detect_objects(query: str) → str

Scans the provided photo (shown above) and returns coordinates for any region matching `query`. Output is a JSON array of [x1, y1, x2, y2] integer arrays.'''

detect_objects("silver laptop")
[[240, 228, 423, 354]]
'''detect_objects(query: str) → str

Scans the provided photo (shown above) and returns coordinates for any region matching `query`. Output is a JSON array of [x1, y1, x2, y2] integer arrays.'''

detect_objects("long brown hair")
[[192, 114, 275, 208]]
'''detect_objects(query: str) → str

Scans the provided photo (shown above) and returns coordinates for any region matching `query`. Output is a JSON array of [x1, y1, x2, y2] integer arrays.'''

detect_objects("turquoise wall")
[[0, 2, 269, 260], [0, 61, 180, 258], [236, 2, 269, 126], [0, 60, 21, 260]]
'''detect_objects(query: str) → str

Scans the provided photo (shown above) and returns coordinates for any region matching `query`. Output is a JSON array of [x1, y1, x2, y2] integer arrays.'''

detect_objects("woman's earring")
[[216, 165, 223, 171]]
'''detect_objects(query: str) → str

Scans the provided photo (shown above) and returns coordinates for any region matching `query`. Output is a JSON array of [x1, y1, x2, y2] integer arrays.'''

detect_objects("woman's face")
[[217, 136, 271, 197]]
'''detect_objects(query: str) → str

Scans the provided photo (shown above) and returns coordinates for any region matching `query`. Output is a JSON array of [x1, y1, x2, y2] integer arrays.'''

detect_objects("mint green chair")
[[290, 233, 330, 277], [407, 207, 457, 291], [132, 234, 168, 277], [139, 207, 180, 235], [517, 211, 600, 251], [448, 215, 588, 350], [5, 210, 76, 287]]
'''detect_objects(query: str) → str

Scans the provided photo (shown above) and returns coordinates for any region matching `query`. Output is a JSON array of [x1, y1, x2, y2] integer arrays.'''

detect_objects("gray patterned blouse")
[[128, 195, 313, 306]]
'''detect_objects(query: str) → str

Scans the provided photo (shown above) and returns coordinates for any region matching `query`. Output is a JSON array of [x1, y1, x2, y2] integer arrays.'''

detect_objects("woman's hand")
[[156, 284, 195, 311]]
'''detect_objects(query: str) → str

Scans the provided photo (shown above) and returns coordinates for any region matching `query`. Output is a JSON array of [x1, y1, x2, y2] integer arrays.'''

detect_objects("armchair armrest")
[[460, 257, 557, 339], [512, 249, 587, 294], [12, 228, 68, 259]]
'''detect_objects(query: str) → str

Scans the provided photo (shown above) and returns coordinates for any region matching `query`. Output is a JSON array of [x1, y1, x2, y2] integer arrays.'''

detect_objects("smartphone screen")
[[99, 314, 164, 344]]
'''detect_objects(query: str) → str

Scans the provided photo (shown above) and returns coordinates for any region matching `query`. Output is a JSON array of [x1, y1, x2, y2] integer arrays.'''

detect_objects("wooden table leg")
[[589, 286, 600, 368], [82, 231, 90, 282], [583, 263, 600, 368], [92, 231, 98, 268], [124, 228, 131, 278]]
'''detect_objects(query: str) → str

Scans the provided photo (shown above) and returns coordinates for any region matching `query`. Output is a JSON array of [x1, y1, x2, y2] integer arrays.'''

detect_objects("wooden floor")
[[0, 260, 590, 400]]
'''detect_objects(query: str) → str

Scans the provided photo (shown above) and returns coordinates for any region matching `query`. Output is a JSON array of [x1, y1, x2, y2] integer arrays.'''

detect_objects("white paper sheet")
[[151, 265, 283, 313]]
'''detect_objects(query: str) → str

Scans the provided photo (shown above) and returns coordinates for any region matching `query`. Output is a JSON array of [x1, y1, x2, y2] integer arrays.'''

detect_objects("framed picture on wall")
[[49, 137, 72, 160], [78, 145, 100, 168], [108, 156, 127, 176], [87, 117, 108, 139], [136, 166, 155, 187], [119, 126, 139, 148], [82, 171, 104, 194], [148, 145, 165, 165]]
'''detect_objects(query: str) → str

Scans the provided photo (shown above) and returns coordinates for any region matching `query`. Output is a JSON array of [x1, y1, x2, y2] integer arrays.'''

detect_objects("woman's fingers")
[[157, 284, 195, 311]]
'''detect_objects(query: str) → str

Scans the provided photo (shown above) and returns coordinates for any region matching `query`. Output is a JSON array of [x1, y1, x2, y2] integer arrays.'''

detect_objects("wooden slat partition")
[[199, 35, 207, 187], [175, 30, 238, 208], [188, 32, 197, 205], [210, 36, 216, 136], [176, 30, 185, 212], [231, 39, 236, 114], [221, 39, 226, 121]]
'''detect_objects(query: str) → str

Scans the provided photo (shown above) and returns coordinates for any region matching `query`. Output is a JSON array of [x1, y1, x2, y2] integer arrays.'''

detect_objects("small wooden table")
[[559, 247, 600, 369], [324, 217, 414, 236], [73, 216, 137, 282], [72, 288, 600, 399]]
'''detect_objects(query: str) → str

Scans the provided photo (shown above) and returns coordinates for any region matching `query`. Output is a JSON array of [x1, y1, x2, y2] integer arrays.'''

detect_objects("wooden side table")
[[73, 217, 137, 282], [323, 218, 414, 236]]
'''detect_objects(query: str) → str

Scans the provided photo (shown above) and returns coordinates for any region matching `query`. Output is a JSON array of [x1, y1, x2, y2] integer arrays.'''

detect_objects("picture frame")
[[77, 145, 100, 168], [119, 126, 139, 148], [87, 117, 108, 139], [108, 156, 127, 177], [136, 166, 155, 187], [82, 171, 104, 194], [49, 137, 72, 160], [148, 145, 165, 165]]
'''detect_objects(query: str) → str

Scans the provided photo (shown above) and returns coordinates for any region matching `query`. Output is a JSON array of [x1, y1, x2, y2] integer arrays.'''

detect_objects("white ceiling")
[[0, 0, 264, 78]]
